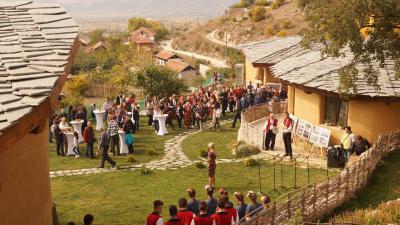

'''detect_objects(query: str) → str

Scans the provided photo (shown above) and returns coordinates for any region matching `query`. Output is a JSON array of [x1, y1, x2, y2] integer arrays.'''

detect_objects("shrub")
[[245, 158, 258, 167], [249, 6, 267, 22], [140, 165, 153, 175], [271, 0, 285, 9], [264, 25, 276, 36], [272, 22, 281, 30], [235, 144, 260, 158], [255, 0, 270, 6], [297, 0, 310, 8], [194, 162, 206, 169], [126, 155, 137, 163], [277, 30, 287, 37], [146, 150, 158, 156], [281, 19, 293, 29], [200, 149, 208, 158]]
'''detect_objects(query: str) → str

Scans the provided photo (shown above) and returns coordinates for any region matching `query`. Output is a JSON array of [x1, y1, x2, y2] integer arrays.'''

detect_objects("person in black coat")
[[353, 135, 371, 156]]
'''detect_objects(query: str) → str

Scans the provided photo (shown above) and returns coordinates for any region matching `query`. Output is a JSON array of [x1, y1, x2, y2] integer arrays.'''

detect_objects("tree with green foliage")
[[131, 64, 187, 97], [302, 0, 400, 94], [71, 50, 97, 75], [128, 17, 169, 41], [61, 75, 91, 107], [88, 29, 106, 44]]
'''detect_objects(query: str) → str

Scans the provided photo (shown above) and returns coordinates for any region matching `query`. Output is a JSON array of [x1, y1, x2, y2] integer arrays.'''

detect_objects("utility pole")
[[224, 10, 228, 63]]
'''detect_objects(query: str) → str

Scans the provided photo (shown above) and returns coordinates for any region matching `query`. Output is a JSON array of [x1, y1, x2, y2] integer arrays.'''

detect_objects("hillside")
[[172, 0, 306, 61]]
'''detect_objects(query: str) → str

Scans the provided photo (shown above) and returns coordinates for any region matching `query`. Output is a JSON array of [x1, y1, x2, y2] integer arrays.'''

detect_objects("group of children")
[[145, 186, 271, 225]]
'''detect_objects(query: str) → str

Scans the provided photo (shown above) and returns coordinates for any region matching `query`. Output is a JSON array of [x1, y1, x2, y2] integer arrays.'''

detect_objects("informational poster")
[[266, 83, 282, 92], [296, 119, 306, 137], [309, 126, 331, 148], [235, 64, 244, 85], [303, 121, 313, 140], [289, 114, 298, 130]]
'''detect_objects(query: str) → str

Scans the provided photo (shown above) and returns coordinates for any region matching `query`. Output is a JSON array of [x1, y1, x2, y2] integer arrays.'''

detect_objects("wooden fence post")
[[336, 174, 341, 207], [325, 178, 329, 209], [301, 189, 306, 219], [312, 183, 317, 219], [271, 201, 276, 225], [287, 193, 292, 219]]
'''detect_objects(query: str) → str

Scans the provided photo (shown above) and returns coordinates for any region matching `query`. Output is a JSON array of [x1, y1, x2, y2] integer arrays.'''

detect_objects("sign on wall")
[[266, 83, 282, 92]]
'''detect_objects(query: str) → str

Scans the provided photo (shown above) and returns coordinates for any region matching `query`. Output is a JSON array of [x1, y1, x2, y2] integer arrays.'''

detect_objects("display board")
[[266, 83, 282, 92], [295, 119, 313, 140], [289, 114, 298, 130], [309, 126, 331, 148]]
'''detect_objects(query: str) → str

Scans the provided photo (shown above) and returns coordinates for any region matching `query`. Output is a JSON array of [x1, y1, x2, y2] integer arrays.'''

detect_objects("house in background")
[[155, 51, 182, 65], [262, 36, 400, 144], [0, 1, 79, 225], [239, 36, 302, 86], [166, 60, 197, 80], [85, 41, 110, 53], [130, 27, 157, 50], [79, 38, 89, 48]]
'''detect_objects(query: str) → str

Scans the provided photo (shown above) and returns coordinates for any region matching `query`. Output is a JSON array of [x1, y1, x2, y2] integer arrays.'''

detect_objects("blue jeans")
[[343, 149, 351, 162]]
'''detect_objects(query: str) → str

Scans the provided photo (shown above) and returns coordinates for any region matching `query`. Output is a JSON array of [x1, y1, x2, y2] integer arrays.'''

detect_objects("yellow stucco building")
[[241, 36, 400, 144], [0, 2, 79, 224]]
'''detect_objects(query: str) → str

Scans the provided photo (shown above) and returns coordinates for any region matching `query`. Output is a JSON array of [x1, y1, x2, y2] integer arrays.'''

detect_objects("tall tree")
[[132, 64, 187, 97], [302, 0, 400, 93]]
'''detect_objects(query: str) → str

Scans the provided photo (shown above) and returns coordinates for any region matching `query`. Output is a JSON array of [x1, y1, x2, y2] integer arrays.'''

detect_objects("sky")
[[34, 0, 238, 21]]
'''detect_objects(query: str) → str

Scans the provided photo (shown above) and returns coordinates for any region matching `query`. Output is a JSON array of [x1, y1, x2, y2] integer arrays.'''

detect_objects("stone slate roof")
[[0, 0, 78, 131], [239, 36, 302, 63], [270, 42, 400, 98]]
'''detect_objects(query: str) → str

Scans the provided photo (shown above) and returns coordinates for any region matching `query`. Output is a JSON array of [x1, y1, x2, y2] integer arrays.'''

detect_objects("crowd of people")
[[145, 187, 271, 225]]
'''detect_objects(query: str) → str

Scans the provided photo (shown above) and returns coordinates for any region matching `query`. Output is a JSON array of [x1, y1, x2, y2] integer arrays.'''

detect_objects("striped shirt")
[[108, 120, 119, 136]]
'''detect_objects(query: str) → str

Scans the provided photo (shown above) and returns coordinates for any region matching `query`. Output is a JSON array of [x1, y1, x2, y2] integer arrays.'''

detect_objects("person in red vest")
[[263, 113, 278, 150], [222, 195, 238, 224], [177, 198, 195, 225], [146, 200, 165, 225], [191, 201, 215, 225], [211, 200, 234, 225], [165, 205, 185, 225], [282, 112, 294, 159]]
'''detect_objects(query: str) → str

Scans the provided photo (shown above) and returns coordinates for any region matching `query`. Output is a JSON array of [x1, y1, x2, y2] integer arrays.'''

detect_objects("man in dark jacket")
[[231, 97, 242, 128], [98, 127, 116, 168], [54, 120, 64, 156], [83, 122, 95, 159]]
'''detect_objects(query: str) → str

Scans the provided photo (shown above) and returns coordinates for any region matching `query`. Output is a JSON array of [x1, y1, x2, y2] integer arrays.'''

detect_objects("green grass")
[[49, 116, 185, 171], [332, 149, 400, 215], [52, 161, 328, 225], [181, 120, 239, 161]]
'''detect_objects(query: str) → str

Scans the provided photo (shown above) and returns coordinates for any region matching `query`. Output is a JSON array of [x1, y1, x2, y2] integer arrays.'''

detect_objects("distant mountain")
[[34, 0, 238, 21]]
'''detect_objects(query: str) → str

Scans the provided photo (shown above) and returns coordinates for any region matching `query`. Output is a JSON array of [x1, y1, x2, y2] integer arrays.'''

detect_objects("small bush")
[[264, 25, 276, 36], [297, 0, 310, 8], [255, 0, 270, 6], [194, 162, 206, 169], [140, 165, 152, 175], [271, 0, 285, 9], [126, 155, 137, 163], [235, 144, 260, 158], [277, 30, 287, 37], [245, 158, 258, 167], [281, 19, 293, 29], [146, 150, 158, 156], [200, 149, 208, 158], [249, 6, 267, 22]]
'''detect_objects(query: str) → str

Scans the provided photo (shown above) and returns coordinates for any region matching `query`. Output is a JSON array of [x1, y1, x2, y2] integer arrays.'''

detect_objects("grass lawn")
[[52, 161, 328, 225], [181, 116, 239, 161], [332, 149, 400, 215], [49, 116, 185, 171]]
